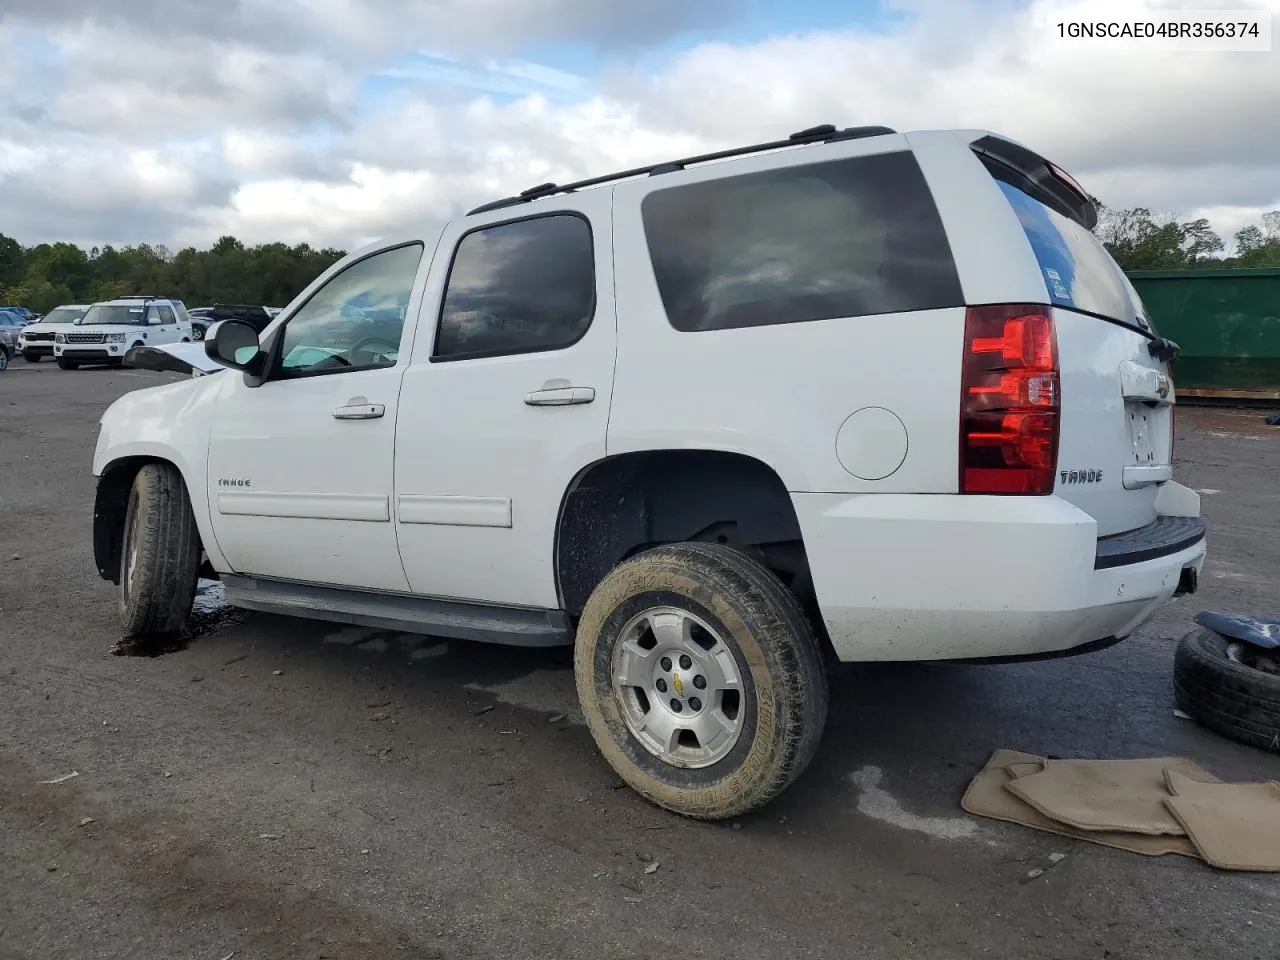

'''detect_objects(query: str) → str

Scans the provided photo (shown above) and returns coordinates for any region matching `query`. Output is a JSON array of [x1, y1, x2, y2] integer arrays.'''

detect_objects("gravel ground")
[[2, 362, 1279, 960]]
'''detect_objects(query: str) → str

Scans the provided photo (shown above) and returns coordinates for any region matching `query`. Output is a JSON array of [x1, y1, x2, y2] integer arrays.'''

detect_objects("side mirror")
[[206, 320, 266, 377]]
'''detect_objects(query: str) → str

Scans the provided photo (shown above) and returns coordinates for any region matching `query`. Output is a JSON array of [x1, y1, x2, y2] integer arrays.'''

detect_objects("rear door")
[[969, 137, 1174, 536], [393, 192, 616, 608]]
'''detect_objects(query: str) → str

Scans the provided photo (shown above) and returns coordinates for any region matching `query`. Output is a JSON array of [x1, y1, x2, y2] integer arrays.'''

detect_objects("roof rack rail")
[[116, 294, 157, 300], [465, 123, 897, 216]]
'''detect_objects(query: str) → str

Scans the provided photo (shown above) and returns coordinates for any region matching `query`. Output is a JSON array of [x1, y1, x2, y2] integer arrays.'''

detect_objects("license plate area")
[[1123, 401, 1173, 488], [1127, 403, 1161, 465]]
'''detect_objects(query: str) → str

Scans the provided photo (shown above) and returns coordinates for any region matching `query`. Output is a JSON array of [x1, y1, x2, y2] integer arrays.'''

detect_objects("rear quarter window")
[[641, 151, 963, 332]]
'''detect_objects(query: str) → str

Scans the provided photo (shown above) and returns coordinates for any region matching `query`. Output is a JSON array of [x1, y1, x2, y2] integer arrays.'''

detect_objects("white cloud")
[[1, 0, 1277, 251]]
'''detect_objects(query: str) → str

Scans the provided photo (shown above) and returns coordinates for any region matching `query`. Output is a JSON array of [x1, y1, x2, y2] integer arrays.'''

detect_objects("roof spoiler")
[[970, 135, 1099, 231]]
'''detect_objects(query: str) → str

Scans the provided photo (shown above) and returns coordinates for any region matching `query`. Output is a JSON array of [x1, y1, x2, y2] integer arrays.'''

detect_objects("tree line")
[[2, 207, 1278, 314], [1094, 207, 1280, 272], [0, 235, 346, 314]]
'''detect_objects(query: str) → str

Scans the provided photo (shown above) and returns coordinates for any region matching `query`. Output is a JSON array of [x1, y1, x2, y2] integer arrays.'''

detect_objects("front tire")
[[0, 349, 8, 371], [23, 351, 41, 362], [56, 358, 78, 370], [118, 463, 201, 636], [575, 542, 828, 820]]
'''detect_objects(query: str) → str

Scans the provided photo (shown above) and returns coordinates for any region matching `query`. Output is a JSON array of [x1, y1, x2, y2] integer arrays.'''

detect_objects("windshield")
[[42, 307, 87, 324], [78, 304, 148, 326]]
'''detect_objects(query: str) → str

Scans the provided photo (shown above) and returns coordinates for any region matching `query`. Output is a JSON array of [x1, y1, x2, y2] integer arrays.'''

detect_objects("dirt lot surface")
[[3, 363, 1279, 960]]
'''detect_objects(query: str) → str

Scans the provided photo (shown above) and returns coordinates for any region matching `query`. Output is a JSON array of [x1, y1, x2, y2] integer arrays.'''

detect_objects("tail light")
[[960, 304, 1060, 495]]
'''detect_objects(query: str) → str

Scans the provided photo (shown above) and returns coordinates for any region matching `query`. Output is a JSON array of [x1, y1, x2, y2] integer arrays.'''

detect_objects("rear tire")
[[56, 358, 78, 370], [118, 463, 201, 636], [575, 541, 828, 820], [1174, 628, 1280, 753], [0, 348, 8, 371]]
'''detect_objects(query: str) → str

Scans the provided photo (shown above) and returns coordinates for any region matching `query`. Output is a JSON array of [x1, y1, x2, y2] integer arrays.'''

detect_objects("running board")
[[220, 575, 573, 647]]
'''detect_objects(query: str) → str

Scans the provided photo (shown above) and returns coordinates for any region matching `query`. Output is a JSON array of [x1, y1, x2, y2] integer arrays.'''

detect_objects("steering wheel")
[[347, 336, 399, 366]]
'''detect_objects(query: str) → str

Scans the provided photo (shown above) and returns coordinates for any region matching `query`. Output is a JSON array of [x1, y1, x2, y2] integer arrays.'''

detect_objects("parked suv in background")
[[186, 303, 274, 342], [90, 124, 1205, 818], [17, 304, 89, 361], [54, 296, 192, 369], [0, 309, 25, 370]]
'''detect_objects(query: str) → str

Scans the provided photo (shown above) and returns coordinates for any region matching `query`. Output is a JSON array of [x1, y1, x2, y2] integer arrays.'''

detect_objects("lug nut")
[[679, 654, 693, 670], [689, 697, 702, 711], [655, 678, 667, 693], [693, 675, 706, 689], [660, 656, 672, 671], [670, 699, 683, 713]]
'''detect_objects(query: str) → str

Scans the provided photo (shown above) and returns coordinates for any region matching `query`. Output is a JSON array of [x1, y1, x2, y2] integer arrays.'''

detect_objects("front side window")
[[276, 243, 424, 378], [434, 214, 595, 360], [642, 152, 963, 332]]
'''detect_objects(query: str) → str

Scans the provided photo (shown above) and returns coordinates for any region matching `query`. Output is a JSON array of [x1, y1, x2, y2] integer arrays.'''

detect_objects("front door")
[[206, 241, 428, 592], [394, 193, 617, 608]]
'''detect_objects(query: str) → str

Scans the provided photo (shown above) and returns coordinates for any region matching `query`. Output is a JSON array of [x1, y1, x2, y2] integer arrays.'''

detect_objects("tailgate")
[[1054, 307, 1172, 535], [974, 135, 1175, 536]]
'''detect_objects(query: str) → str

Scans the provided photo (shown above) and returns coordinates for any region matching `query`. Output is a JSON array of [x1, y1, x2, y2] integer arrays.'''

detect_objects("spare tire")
[[1174, 628, 1280, 753]]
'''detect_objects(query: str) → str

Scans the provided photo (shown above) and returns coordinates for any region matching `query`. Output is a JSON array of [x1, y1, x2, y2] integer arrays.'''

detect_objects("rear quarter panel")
[[608, 134, 970, 495]]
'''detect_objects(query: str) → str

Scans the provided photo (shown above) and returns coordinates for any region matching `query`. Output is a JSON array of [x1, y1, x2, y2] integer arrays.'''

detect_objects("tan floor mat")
[[1164, 771, 1280, 872], [1004, 757, 1219, 836], [961, 750, 1199, 857]]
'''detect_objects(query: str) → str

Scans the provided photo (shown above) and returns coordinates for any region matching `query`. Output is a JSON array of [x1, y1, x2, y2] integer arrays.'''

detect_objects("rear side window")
[[987, 167, 1143, 329], [434, 214, 595, 360], [159, 305, 177, 323], [641, 152, 963, 332]]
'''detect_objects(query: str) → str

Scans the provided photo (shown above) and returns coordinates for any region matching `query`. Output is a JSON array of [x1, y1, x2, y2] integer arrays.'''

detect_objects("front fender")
[[93, 375, 231, 575]]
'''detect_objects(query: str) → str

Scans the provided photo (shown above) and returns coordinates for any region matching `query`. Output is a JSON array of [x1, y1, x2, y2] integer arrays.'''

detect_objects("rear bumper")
[[793, 484, 1206, 662]]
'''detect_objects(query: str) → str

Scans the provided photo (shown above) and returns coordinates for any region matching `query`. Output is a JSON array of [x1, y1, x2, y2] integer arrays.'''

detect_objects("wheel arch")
[[553, 448, 827, 649], [94, 455, 215, 583]]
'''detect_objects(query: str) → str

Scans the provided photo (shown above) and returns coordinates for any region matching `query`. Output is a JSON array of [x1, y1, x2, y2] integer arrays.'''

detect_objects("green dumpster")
[[1127, 268, 1280, 401]]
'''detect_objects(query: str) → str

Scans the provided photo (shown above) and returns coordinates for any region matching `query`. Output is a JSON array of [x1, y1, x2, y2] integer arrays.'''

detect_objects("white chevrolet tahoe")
[[55, 296, 193, 369], [91, 125, 1205, 819]]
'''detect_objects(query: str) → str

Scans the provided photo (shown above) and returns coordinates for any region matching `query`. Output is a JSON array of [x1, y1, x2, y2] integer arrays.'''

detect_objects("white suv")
[[55, 296, 192, 369], [90, 124, 1205, 819]]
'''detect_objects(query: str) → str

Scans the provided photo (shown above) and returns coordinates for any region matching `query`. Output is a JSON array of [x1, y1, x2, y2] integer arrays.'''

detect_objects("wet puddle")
[[110, 580, 245, 657]]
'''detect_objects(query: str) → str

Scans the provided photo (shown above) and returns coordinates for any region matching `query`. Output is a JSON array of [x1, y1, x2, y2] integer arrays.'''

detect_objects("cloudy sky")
[[1, 0, 1277, 252]]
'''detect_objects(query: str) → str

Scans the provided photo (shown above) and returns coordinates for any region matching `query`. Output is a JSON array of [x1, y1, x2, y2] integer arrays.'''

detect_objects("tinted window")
[[642, 152, 963, 333], [435, 214, 595, 360], [277, 243, 424, 378], [991, 177, 1144, 330]]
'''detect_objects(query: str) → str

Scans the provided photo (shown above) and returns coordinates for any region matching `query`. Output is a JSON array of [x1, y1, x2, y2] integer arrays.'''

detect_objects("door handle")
[[525, 386, 595, 406], [333, 402, 385, 420]]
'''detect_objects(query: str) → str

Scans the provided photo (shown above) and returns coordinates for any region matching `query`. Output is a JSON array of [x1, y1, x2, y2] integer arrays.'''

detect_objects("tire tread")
[[1173, 628, 1280, 753], [118, 463, 201, 636]]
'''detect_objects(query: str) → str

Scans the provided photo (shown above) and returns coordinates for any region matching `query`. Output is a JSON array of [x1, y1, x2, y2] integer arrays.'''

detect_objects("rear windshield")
[[985, 164, 1150, 333], [642, 151, 963, 332]]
